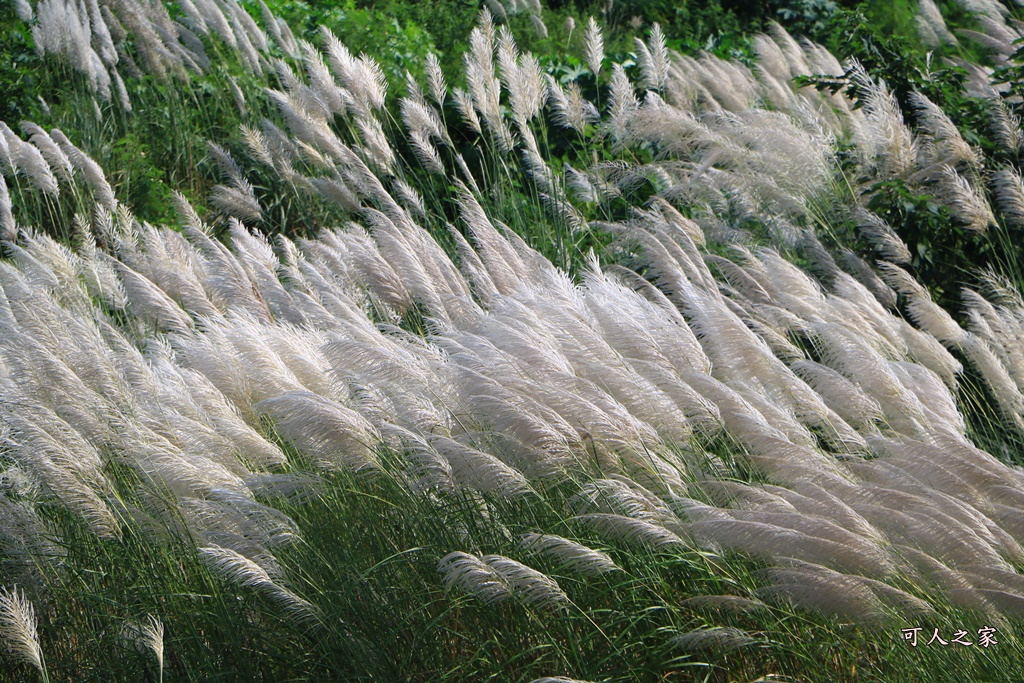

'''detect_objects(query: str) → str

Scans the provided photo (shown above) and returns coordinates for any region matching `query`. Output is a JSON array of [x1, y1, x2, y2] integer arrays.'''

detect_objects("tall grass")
[[3, 0, 1024, 681]]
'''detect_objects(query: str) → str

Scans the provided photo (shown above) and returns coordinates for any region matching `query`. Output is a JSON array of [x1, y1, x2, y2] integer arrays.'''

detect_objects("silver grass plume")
[[438, 552, 568, 608], [122, 615, 164, 683], [112, 68, 132, 111], [14, 0, 33, 22], [255, 391, 380, 471], [438, 551, 510, 604], [483, 0, 507, 21], [917, 0, 958, 47], [453, 87, 483, 135], [495, 27, 544, 126], [991, 167, 1024, 229], [357, 116, 396, 174], [584, 17, 603, 78], [939, 165, 995, 233], [634, 24, 670, 91], [576, 513, 686, 549], [986, 97, 1023, 156], [679, 594, 769, 614], [49, 129, 116, 210], [672, 627, 758, 653], [1, 123, 59, 196], [321, 27, 387, 115], [529, 14, 548, 39], [755, 562, 933, 627], [20, 123, 73, 184], [199, 545, 318, 623], [483, 555, 568, 607], [207, 139, 245, 185], [520, 533, 619, 576], [210, 178, 263, 223], [0, 586, 47, 681], [908, 91, 978, 171], [605, 64, 638, 145], [877, 262, 967, 346], [546, 77, 598, 133], [853, 208, 911, 264], [0, 176, 14, 242], [849, 62, 917, 179], [425, 53, 447, 106], [241, 125, 274, 168]]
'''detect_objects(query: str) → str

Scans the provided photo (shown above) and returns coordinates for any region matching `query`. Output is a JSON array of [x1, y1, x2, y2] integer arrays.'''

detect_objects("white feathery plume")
[[791, 359, 884, 430], [464, 21, 514, 153], [255, 391, 380, 471], [105, 256, 194, 333], [122, 615, 164, 683], [438, 551, 509, 604], [0, 176, 14, 243], [1, 124, 59, 196], [483, 0, 506, 21], [206, 141, 245, 185], [425, 53, 447, 106], [577, 479, 679, 528], [391, 178, 428, 219], [877, 262, 966, 346], [85, 0, 116, 65], [320, 27, 387, 115], [356, 116, 396, 174], [199, 545, 317, 622], [14, 0, 33, 22], [986, 96, 1023, 155], [258, 0, 283, 46], [452, 87, 483, 135], [49, 129, 116, 210], [917, 0, 958, 46], [483, 555, 567, 607], [20, 123, 73, 184], [679, 594, 768, 614], [520, 533, 619, 576], [430, 433, 531, 497], [755, 562, 930, 627], [958, 333, 1024, 430], [635, 23, 669, 91], [768, 22, 810, 76], [909, 91, 978, 171], [210, 178, 263, 223], [546, 77, 598, 133], [605, 64, 638, 145], [584, 17, 603, 78], [938, 165, 995, 233], [576, 513, 685, 549], [689, 515, 893, 578], [497, 31, 545, 126], [853, 208, 911, 264], [529, 14, 548, 39], [991, 167, 1024, 229], [241, 124, 274, 168], [0, 587, 46, 680], [192, 0, 235, 47], [672, 627, 757, 653], [438, 552, 568, 608], [849, 62, 918, 180]]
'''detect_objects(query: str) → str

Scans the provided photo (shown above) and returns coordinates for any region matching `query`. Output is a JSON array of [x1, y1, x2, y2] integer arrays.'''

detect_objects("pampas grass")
[[6, 0, 1024, 680], [0, 587, 48, 682]]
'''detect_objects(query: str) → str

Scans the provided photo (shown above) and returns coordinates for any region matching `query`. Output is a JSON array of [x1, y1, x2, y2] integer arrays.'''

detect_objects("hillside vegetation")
[[3, 0, 1024, 681]]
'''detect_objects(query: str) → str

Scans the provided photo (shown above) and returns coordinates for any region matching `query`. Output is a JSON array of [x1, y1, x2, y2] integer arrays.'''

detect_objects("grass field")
[[3, 0, 1024, 681]]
